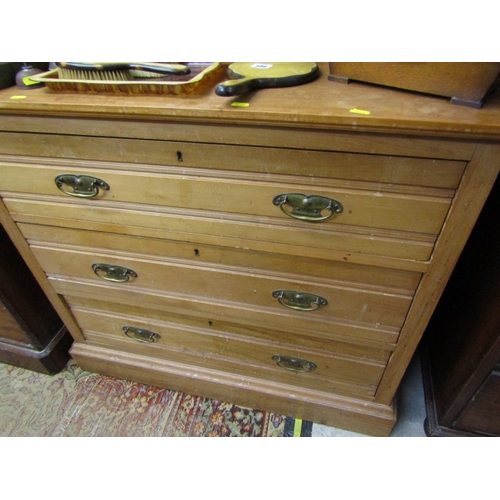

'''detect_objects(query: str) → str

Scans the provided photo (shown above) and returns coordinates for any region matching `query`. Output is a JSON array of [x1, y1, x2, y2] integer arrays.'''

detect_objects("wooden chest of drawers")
[[1, 66, 499, 435]]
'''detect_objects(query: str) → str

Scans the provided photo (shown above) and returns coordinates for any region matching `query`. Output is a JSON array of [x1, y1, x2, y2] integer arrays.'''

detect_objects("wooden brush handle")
[[215, 76, 259, 96], [56, 62, 190, 75]]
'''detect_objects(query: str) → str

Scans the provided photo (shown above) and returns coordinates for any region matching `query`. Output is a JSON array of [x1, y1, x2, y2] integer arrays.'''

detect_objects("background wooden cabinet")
[[0, 223, 71, 374], [422, 174, 500, 436]]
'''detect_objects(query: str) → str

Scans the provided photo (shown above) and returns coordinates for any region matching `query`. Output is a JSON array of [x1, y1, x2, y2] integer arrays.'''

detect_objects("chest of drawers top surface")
[[1, 63, 500, 140]]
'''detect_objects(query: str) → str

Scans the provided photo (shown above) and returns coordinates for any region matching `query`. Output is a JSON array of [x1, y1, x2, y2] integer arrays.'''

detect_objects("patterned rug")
[[0, 360, 311, 437]]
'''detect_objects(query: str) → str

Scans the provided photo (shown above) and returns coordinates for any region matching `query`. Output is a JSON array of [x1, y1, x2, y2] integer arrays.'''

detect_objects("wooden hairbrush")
[[56, 62, 190, 80]]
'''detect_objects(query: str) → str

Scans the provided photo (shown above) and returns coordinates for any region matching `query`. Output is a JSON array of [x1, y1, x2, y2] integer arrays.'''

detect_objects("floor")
[[0, 351, 427, 437], [312, 352, 427, 437]]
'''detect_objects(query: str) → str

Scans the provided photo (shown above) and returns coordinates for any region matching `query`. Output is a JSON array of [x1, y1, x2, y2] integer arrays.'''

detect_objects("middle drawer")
[[24, 226, 416, 346]]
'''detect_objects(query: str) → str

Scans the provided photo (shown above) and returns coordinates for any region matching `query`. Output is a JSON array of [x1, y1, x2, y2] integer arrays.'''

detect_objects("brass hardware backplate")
[[272, 290, 328, 311], [92, 263, 138, 283], [55, 174, 110, 198], [123, 326, 161, 343], [273, 193, 343, 222], [272, 355, 317, 373]]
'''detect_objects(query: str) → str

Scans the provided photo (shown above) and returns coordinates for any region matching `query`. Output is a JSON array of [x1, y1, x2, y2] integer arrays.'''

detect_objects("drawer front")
[[65, 295, 394, 363], [0, 132, 467, 188], [19, 224, 422, 292], [6, 196, 436, 261], [0, 161, 453, 235], [69, 303, 386, 398], [28, 241, 415, 334], [52, 276, 401, 347]]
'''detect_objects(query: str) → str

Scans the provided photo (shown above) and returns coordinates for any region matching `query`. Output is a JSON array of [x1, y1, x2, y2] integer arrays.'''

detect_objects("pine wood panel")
[[1, 63, 499, 141], [65, 294, 393, 362], [52, 277, 400, 348], [85, 331, 379, 399], [4, 197, 437, 262], [0, 161, 453, 234], [19, 224, 422, 292], [1, 67, 499, 435], [0, 115, 478, 159], [29, 242, 414, 331], [71, 306, 386, 396], [375, 143, 500, 404], [0, 133, 466, 188]]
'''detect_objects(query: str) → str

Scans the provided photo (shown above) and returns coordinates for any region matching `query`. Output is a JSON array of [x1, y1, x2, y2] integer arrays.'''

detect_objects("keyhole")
[[176, 151, 183, 162], [194, 249, 200, 257]]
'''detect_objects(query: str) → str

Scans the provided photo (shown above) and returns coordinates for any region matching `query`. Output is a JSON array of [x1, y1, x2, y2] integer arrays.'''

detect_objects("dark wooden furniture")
[[421, 174, 500, 436], [0, 223, 71, 374]]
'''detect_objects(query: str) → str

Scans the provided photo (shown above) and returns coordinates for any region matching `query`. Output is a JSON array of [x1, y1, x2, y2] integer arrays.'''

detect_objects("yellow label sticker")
[[350, 108, 371, 115], [231, 102, 250, 107], [293, 418, 303, 437], [10, 95, 27, 100], [22, 76, 40, 86]]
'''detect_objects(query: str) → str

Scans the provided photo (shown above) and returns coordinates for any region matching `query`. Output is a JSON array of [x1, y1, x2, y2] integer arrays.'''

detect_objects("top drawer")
[[0, 158, 455, 236], [0, 132, 466, 189]]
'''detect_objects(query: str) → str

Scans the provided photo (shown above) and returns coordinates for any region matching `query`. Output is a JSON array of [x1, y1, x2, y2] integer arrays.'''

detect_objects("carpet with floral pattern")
[[0, 360, 311, 437]]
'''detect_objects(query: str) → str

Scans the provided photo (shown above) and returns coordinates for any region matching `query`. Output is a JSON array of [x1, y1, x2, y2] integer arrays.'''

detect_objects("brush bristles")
[[129, 70, 165, 79], [57, 68, 132, 81]]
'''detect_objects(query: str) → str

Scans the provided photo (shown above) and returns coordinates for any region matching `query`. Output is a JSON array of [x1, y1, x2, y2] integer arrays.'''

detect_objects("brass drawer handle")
[[55, 174, 110, 198], [123, 326, 161, 343], [273, 193, 343, 222], [272, 355, 317, 373], [92, 263, 138, 283], [272, 290, 328, 311]]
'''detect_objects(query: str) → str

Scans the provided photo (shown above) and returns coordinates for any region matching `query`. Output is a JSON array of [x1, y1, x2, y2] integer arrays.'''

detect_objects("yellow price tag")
[[293, 418, 303, 437], [231, 102, 250, 107], [350, 108, 371, 115], [22, 76, 40, 86]]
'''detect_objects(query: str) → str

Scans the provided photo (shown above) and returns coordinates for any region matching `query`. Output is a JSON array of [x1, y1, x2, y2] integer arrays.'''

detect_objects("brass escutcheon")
[[273, 193, 343, 222]]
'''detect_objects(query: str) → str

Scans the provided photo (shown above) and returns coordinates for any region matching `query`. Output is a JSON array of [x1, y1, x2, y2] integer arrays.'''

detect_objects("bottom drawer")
[[69, 302, 387, 399], [65, 295, 393, 361], [70, 342, 397, 436]]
